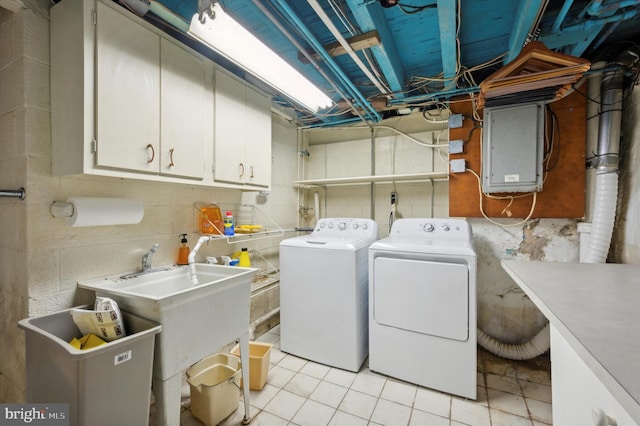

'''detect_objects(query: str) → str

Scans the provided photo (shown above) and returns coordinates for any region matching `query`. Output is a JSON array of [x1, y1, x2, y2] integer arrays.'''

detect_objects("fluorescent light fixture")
[[188, 4, 333, 112]]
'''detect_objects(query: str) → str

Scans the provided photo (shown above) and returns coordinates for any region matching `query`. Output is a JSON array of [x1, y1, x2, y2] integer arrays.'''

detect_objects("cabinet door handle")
[[239, 163, 245, 177], [169, 148, 175, 167], [146, 144, 155, 164], [592, 408, 617, 426], [250, 165, 254, 178]]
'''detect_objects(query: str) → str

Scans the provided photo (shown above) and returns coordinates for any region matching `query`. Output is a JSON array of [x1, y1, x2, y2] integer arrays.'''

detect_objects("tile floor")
[[172, 324, 553, 426]]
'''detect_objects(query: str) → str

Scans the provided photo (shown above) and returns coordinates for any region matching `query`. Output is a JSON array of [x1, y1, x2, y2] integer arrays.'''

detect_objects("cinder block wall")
[[0, 2, 298, 402]]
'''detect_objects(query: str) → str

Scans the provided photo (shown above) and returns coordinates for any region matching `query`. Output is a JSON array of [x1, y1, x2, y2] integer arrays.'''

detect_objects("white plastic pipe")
[[584, 172, 619, 263], [188, 235, 213, 284], [306, 0, 389, 94], [314, 191, 320, 223], [477, 323, 550, 361]]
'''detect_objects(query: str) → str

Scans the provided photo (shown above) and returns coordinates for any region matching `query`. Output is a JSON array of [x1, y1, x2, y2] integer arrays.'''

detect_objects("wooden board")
[[476, 41, 590, 109], [448, 90, 586, 218]]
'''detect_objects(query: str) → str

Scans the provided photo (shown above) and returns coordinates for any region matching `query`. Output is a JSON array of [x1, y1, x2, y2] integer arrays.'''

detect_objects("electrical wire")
[[396, 1, 437, 14], [466, 169, 538, 227], [327, 0, 392, 95], [435, 129, 449, 165], [544, 105, 561, 172]]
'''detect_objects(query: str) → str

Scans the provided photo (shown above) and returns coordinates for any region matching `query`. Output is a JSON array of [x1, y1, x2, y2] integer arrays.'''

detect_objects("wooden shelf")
[[294, 172, 449, 187]]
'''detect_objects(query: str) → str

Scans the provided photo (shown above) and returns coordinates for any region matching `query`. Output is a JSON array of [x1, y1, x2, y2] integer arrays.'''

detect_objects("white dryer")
[[368, 218, 477, 399], [279, 218, 378, 372]]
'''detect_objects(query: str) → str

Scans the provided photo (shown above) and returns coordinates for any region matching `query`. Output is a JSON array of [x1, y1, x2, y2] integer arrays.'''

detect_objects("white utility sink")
[[84, 263, 250, 301], [78, 263, 257, 426]]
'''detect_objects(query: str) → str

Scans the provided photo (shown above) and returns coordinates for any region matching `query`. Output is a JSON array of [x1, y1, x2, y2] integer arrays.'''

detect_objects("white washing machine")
[[279, 218, 378, 372], [368, 218, 477, 399]]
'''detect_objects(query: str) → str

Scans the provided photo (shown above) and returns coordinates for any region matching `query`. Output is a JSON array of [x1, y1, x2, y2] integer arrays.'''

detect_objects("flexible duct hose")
[[584, 172, 619, 263], [477, 324, 550, 361]]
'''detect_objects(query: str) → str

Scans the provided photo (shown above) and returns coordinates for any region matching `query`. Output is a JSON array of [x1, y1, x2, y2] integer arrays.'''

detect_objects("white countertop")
[[501, 260, 640, 422]]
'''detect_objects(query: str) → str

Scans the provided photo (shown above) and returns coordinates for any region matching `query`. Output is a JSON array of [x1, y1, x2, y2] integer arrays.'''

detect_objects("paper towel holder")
[[50, 197, 144, 227]]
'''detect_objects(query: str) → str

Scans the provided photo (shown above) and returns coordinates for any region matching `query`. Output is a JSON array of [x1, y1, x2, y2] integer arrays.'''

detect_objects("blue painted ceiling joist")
[[436, 0, 457, 87], [506, 0, 546, 63], [540, 5, 638, 56], [345, 0, 405, 97], [269, 0, 382, 123]]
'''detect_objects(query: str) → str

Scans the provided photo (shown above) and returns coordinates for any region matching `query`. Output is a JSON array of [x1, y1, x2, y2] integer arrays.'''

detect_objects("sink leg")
[[239, 333, 252, 424], [152, 374, 182, 426]]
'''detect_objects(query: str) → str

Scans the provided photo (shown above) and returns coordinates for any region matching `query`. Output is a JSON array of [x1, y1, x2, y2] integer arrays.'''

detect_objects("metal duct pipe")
[[584, 47, 639, 263]]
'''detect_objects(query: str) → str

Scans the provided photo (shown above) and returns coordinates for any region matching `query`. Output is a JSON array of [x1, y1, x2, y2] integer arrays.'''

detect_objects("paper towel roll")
[[65, 197, 144, 227]]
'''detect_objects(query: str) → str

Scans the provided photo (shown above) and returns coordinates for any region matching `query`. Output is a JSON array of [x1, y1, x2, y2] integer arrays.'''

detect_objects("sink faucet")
[[142, 243, 159, 271], [188, 236, 214, 285]]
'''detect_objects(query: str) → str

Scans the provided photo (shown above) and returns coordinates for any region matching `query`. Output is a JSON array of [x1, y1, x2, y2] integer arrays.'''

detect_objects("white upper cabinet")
[[51, 0, 270, 188], [214, 70, 271, 188], [160, 38, 210, 179], [244, 86, 272, 187], [95, 1, 161, 174]]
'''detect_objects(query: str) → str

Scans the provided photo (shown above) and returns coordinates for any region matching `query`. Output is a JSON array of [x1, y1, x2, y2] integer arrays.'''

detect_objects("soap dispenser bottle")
[[238, 248, 251, 267], [177, 234, 190, 265]]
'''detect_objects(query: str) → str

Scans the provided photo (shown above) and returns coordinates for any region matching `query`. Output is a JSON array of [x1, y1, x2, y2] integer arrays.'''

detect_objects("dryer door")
[[373, 257, 469, 341]]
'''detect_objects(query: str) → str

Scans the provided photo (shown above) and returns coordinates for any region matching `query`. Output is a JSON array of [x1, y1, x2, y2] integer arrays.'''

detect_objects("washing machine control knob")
[[338, 221, 347, 230], [423, 223, 435, 232], [442, 224, 450, 231], [328, 222, 334, 229], [319, 222, 326, 228], [362, 223, 368, 230], [352, 223, 359, 230]]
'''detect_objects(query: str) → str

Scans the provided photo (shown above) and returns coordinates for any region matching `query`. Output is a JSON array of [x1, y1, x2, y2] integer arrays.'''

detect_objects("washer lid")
[[281, 234, 376, 250], [281, 217, 379, 250]]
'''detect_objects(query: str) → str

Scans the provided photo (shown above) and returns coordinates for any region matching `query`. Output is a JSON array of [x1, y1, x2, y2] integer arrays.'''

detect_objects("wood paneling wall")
[[448, 91, 586, 218]]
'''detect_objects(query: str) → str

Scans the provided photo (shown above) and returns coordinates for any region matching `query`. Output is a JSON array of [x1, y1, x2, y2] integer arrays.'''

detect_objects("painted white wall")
[[0, 3, 299, 402], [302, 112, 582, 345]]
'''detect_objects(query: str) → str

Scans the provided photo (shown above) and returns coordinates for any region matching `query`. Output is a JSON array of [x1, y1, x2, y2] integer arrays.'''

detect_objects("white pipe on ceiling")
[[306, 0, 390, 95]]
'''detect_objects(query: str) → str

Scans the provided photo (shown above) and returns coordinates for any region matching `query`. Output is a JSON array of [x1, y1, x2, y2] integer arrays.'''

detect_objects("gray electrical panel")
[[482, 102, 545, 193]]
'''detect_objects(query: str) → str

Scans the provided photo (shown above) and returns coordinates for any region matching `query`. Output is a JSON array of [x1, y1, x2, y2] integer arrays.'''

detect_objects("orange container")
[[200, 204, 223, 235], [230, 342, 272, 390]]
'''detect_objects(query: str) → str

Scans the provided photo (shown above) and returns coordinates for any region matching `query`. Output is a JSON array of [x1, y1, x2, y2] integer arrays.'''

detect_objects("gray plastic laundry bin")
[[18, 306, 161, 426]]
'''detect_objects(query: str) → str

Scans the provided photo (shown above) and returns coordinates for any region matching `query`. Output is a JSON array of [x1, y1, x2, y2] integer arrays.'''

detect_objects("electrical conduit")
[[271, 0, 382, 122]]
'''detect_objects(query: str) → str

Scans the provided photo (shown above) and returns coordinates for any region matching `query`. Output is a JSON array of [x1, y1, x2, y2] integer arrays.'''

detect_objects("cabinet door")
[[551, 325, 636, 426], [160, 39, 207, 179], [214, 71, 247, 184], [95, 1, 160, 173], [244, 87, 272, 187]]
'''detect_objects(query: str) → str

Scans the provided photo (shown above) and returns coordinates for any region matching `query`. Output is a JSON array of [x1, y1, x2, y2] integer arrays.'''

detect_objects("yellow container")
[[230, 342, 272, 391], [186, 353, 241, 426]]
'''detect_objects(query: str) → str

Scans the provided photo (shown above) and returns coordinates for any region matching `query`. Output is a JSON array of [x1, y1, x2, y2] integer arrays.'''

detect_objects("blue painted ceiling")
[[135, 0, 640, 125]]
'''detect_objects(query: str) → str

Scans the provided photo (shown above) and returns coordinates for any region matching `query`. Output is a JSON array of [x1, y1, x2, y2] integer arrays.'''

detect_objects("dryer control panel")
[[313, 218, 378, 239], [389, 218, 472, 242]]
